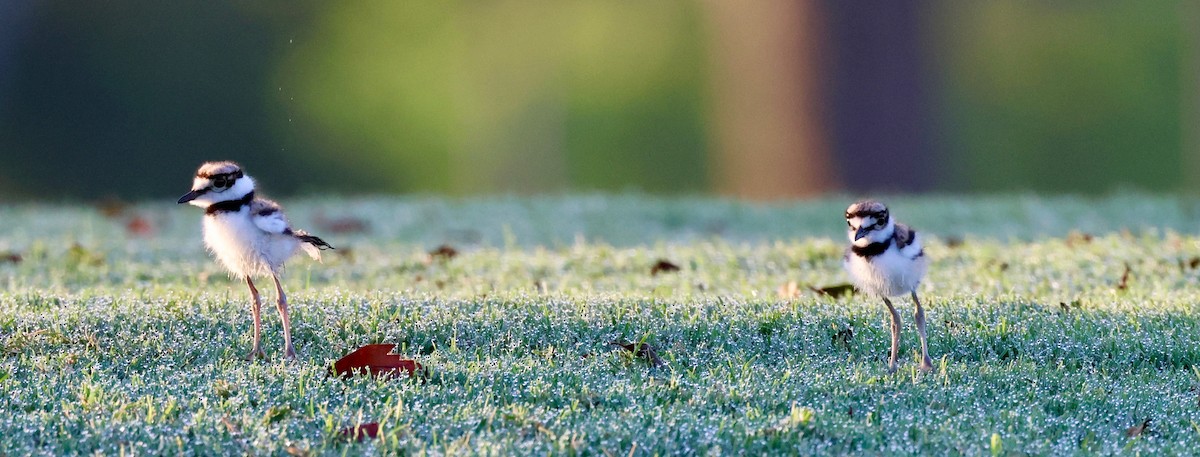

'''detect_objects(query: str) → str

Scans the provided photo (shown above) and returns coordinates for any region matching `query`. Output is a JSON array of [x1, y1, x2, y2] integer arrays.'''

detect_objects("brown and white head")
[[177, 161, 256, 208], [844, 200, 894, 246]]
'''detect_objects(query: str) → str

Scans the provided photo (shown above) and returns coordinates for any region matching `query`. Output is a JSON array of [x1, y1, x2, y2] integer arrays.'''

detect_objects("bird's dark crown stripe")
[[205, 191, 255, 215], [847, 210, 888, 219], [851, 238, 892, 257], [197, 170, 244, 180]]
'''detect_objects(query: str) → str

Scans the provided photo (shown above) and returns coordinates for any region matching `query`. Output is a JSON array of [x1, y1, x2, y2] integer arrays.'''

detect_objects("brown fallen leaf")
[[125, 215, 155, 237], [0, 252, 21, 264], [316, 215, 370, 234], [1117, 263, 1131, 291], [944, 236, 964, 248], [332, 344, 422, 378], [809, 283, 856, 298], [339, 423, 381, 442], [609, 340, 664, 367], [95, 196, 129, 219], [1065, 231, 1094, 248], [428, 244, 458, 261], [1190, 258, 1200, 270], [285, 445, 310, 457], [650, 259, 680, 276], [832, 326, 854, 349], [1126, 418, 1150, 437]]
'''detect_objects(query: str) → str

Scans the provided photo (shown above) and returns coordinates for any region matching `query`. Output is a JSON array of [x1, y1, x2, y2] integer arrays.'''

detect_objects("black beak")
[[854, 227, 869, 241], [177, 189, 203, 204]]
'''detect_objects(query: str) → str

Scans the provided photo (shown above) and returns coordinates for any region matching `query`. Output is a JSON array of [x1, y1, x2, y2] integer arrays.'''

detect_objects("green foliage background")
[[0, 1, 1189, 197]]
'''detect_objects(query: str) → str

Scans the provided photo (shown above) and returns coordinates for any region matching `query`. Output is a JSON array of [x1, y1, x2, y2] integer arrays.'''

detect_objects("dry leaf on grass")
[[609, 340, 664, 367], [1117, 263, 1131, 291], [831, 326, 853, 349], [650, 259, 680, 276], [125, 215, 155, 237], [316, 215, 370, 234], [428, 244, 458, 261], [1126, 418, 1150, 437], [339, 423, 380, 442], [332, 344, 423, 378], [1066, 231, 1094, 246]]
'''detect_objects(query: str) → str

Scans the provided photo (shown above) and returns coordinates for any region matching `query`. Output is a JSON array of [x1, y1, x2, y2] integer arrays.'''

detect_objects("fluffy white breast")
[[203, 209, 300, 278], [844, 240, 927, 297]]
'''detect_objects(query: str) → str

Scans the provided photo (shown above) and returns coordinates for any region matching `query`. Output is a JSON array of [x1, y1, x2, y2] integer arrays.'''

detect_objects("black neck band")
[[851, 238, 892, 258], [205, 191, 254, 215]]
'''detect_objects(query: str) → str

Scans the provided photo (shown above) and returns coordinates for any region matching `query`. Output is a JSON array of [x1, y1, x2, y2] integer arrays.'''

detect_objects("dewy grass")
[[2, 194, 1200, 454]]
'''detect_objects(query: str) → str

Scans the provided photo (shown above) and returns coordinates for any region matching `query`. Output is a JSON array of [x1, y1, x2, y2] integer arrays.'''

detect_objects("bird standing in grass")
[[842, 200, 932, 373], [178, 161, 333, 360]]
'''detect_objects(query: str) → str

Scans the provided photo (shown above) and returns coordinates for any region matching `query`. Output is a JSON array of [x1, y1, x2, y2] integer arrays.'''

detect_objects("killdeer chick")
[[178, 161, 333, 361], [842, 200, 932, 373]]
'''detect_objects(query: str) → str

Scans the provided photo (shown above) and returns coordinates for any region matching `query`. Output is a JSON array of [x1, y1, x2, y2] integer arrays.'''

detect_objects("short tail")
[[292, 230, 334, 260]]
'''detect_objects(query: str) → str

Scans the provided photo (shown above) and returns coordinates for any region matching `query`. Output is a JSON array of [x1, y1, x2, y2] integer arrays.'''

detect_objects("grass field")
[[3, 194, 1200, 455]]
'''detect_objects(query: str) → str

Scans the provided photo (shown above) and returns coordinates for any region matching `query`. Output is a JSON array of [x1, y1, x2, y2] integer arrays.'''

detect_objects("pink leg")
[[244, 277, 266, 361], [883, 297, 901, 373], [272, 274, 297, 360], [912, 292, 934, 372]]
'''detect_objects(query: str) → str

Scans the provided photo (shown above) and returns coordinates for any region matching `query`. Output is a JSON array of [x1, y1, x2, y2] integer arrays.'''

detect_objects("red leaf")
[[339, 422, 380, 441], [333, 344, 422, 378], [125, 215, 155, 237]]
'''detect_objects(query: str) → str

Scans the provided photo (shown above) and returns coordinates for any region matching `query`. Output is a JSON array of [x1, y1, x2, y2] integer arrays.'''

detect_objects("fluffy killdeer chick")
[[842, 200, 932, 373], [177, 161, 333, 361]]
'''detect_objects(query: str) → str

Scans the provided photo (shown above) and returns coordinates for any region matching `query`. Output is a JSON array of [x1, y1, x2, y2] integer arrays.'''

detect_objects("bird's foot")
[[886, 363, 898, 375], [282, 348, 297, 361], [919, 357, 935, 373], [244, 349, 266, 361]]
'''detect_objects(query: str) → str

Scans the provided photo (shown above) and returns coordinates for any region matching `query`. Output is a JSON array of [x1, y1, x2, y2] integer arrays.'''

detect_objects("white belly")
[[203, 211, 299, 278], [844, 248, 928, 297]]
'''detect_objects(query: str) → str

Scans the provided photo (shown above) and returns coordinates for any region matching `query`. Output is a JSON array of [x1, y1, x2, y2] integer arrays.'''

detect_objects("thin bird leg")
[[244, 277, 266, 361], [272, 273, 297, 360], [883, 297, 901, 373], [912, 292, 934, 372]]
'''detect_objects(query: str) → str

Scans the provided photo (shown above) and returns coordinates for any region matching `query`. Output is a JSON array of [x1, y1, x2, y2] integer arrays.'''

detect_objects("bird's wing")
[[250, 199, 290, 235], [893, 223, 924, 258]]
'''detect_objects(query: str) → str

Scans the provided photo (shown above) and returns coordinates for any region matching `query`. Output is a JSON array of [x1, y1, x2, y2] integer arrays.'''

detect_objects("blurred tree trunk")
[[703, 0, 837, 199], [1183, 1, 1200, 192], [824, 1, 934, 193]]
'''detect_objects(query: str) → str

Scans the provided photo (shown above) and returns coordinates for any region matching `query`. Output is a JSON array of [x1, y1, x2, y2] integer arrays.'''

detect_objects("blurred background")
[[0, 1, 1195, 201]]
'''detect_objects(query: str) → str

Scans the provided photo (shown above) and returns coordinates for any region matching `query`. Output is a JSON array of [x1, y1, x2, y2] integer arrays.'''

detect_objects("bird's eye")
[[875, 219, 886, 228], [847, 220, 853, 228], [213, 177, 228, 188]]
